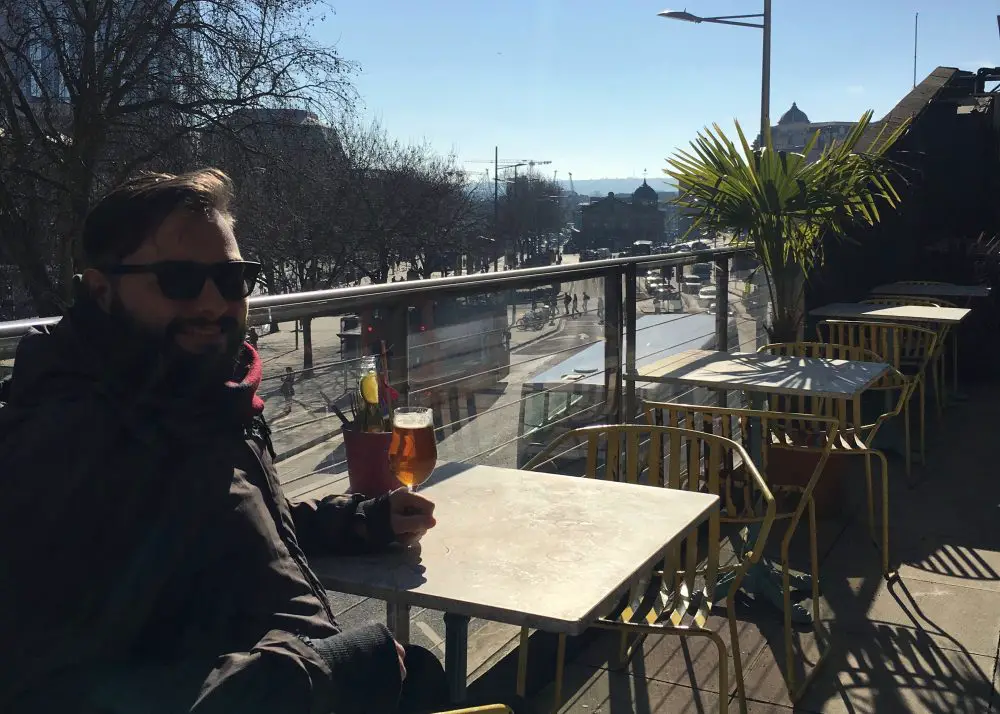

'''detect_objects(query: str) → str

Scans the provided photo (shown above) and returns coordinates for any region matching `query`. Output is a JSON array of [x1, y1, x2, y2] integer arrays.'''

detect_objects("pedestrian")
[[582, 292, 590, 315], [247, 326, 259, 348], [0, 168, 462, 714], [279, 365, 296, 414], [597, 296, 605, 320], [572, 294, 579, 317], [563, 292, 571, 315]]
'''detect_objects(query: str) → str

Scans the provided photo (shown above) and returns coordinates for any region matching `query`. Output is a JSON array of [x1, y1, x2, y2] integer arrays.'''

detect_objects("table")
[[311, 461, 718, 703], [812, 301, 973, 403], [809, 302, 970, 325], [637, 348, 890, 400], [871, 282, 990, 299], [633, 349, 890, 622]]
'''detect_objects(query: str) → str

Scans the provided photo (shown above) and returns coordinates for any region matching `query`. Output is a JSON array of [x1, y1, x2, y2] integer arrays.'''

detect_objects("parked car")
[[697, 285, 717, 302], [682, 277, 703, 294]]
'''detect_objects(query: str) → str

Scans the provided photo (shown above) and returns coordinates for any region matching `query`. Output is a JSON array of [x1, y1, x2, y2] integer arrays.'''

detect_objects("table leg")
[[444, 612, 470, 704], [387, 601, 410, 645]]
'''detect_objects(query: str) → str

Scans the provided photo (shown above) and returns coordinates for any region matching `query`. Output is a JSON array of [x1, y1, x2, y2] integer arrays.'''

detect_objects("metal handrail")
[[0, 247, 750, 341]]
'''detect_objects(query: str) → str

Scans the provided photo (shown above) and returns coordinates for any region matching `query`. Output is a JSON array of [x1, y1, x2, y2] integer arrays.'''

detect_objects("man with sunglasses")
[[0, 170, 450, 713]]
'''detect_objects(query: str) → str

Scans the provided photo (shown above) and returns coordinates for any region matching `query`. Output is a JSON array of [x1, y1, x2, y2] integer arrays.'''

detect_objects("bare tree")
[[497, 174, 567, 265], [0, 0, 355, 315]]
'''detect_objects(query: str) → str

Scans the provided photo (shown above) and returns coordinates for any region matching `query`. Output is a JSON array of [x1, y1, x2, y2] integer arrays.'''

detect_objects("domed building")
[[579, 180, 665, 253], [760, 102, 855, 159], [778, 101, 810, 126]]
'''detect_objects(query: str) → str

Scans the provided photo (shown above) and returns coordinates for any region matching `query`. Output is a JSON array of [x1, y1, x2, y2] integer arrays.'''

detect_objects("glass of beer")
[[389, 407, 437, 491]]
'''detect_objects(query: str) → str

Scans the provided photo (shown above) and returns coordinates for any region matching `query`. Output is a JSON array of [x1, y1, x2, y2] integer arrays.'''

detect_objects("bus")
[[632, 240, 653, 256], [515, 313, 717, 468], [339, 295, 511, 416]]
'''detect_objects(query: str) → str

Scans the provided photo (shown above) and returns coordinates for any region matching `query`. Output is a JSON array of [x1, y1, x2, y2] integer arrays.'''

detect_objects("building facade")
[[579, 180, 665, 252], [761, 103, 855, 159]]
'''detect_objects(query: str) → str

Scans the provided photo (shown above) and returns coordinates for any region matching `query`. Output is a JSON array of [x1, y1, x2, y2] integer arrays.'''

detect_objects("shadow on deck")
[[465, 379, 1000, 713]]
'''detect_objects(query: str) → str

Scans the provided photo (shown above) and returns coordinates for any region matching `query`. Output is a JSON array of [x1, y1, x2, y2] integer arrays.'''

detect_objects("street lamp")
[[658, 3, 772, 141]]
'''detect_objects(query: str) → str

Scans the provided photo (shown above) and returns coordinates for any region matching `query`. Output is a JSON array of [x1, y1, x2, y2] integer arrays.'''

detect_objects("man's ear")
[[81, 268, 113, 311]]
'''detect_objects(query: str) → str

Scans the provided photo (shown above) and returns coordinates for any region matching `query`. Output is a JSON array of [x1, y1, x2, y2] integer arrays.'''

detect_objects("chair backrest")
[[643, 399, 839, 520], [523, 423, 774, 610], [815, 319, 938, 373]]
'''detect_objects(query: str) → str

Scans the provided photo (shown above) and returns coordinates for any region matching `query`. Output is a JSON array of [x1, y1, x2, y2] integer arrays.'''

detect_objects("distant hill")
[[559, 177, 677, 196]]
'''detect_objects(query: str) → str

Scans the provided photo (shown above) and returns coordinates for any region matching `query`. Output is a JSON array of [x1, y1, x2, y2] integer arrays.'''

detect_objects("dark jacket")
[[0, 303, 402, 714]]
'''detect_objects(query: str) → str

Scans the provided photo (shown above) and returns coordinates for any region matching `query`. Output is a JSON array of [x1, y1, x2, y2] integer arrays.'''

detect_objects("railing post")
[[603, 267, 624, 424], [714, 257, 730, 353], [624, 263, 637, 423], [386, 299, 410, 407], [714, 256, 730, 408]]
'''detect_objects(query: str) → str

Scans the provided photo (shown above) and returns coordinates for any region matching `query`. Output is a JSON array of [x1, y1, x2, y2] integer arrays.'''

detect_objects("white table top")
[[810, 302, 970, 325], [310, 462, 717, 634], [635, 349, 889, 400], [872, 282, 990, 298]]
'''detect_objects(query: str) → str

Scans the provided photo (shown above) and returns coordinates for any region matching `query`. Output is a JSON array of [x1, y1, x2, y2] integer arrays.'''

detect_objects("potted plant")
[[331, 348, 403, 496], [665, 112, 907, 513], [665, 110, 906, 342]]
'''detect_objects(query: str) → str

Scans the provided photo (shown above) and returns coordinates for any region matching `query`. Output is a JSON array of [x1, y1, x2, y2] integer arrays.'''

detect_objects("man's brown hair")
[[82, 168, 236, 268]]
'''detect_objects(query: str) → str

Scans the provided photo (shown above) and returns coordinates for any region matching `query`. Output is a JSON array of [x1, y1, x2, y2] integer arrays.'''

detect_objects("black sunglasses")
[[103, 260, 261, 301]]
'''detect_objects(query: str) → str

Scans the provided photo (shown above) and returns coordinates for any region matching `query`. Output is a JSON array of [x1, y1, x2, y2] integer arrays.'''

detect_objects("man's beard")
[[106, 294, 247, 392]]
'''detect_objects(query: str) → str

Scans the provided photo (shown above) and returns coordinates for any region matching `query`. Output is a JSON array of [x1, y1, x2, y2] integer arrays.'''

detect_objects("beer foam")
[[393, 411, 434, 429]]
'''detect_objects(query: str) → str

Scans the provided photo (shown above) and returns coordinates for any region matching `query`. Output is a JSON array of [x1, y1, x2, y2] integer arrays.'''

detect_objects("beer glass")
[[389, 407, 437, 491]]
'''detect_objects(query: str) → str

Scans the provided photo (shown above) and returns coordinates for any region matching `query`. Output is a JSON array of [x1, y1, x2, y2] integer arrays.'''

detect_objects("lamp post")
[[658, 2, 772, 141]]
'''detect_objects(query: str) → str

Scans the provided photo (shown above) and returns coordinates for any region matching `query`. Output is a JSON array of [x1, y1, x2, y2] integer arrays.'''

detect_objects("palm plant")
[[665, 110, 907, 341]]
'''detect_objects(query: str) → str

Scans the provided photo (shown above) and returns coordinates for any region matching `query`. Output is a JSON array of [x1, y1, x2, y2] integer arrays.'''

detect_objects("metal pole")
[[714, 257, 730, 408], [624, 263, 637, 423], [603, 267, 624, 424], [493, 146, 499, 271], [760, 0, 772, 142], [913, 12, 919, 88]]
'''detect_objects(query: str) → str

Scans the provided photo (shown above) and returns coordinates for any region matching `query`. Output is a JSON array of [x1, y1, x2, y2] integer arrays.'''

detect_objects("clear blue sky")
[[317, 1, 999, 181]]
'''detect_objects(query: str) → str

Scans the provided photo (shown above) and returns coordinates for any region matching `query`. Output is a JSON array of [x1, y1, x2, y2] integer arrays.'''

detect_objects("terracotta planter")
[[767, 447, 847, 520], [343, 427, 398, 497]]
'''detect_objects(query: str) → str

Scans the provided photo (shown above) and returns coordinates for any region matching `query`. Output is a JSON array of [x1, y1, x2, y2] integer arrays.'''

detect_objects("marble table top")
[[810, 302, 970, 325], [871, 282, 990, 298], [635, 349, 888, 400], [311, 461, 717, 634]]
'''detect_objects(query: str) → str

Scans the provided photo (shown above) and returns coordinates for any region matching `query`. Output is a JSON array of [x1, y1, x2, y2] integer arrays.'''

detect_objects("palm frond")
[[666, 111, 909, 339]]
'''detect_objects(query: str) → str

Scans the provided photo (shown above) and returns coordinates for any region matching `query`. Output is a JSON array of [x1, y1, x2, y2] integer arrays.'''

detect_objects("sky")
[[315, 1, 1000, 182]]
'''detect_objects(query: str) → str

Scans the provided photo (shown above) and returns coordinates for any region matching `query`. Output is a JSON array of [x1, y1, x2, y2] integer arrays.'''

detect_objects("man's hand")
[[389, 489, 436, 546], [395, 639, 407, 681]]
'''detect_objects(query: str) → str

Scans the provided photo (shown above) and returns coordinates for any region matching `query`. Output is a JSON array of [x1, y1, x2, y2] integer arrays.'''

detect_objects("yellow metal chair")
[[815, 320, 937, 469], [757, 342, 913, 574], [861, 296, 954, 410], [643, 401, 839, 700], [869, 291, 963, 399], [517, 424, 775, 714]]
